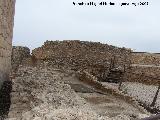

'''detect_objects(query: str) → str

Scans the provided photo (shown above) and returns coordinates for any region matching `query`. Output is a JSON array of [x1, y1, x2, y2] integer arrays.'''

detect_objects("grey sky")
[[13, 0, 160, 53]]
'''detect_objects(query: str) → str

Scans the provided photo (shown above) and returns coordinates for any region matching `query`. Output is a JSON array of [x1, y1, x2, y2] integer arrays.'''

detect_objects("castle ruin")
[[0, 0, 15, 87]]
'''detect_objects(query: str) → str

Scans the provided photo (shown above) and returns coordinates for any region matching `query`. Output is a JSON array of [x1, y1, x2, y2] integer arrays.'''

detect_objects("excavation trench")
[[62, 71, 149, 119]]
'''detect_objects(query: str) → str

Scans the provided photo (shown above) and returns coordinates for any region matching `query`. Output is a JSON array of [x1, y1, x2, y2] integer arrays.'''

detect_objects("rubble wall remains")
[[124, 65, 160, 85], [0, 0, 15, 87], [131, 52, 160, 65], [32, 40, 132, 81], [11, 46, 30, 71], [124, 52, 160, 85]]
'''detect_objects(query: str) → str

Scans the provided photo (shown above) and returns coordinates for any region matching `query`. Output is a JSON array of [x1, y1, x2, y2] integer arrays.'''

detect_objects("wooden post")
[[118, 65, 125, 91], [150, 83, 160, 107]]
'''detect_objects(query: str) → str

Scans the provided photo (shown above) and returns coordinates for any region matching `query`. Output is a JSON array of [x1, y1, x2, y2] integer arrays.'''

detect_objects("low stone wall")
[[32, 40, 132, 81], [124, 65, 160, 85], [131, 52, 160, 65], [123, 52, 160, 85]]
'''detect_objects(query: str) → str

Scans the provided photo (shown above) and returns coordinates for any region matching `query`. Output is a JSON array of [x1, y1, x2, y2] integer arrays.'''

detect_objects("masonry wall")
[[124, 52, 160, 85], [32, 40, 132, 81], [124, 65, 160, 85], [131, 52, 160, 65], [11, 46, 30, 71], [0, 0, 15, 87]]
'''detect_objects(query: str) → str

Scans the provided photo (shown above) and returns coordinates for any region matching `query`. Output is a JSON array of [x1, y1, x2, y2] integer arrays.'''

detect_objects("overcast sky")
[[13, 0, 160, 53]]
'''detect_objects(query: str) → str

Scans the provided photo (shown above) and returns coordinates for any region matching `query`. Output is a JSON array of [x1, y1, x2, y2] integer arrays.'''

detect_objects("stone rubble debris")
[[6, 67, 112, 119], [6, 66, 143, 120]]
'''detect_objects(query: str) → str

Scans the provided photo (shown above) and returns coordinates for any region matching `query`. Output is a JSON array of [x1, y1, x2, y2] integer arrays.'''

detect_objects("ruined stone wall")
[[124, 65, 160, 85], [11, 46, 30, 71], [131, 52, 160, 65], [124, 52, 160, 85], [32, 40, 132, 81], [0, 0, 15, 87]]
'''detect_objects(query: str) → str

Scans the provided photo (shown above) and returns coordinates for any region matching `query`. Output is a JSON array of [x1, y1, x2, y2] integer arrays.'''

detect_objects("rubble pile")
[[11, 46, 30, 71], [32, 40, 131, 81], [6, 66, 149, 120], [7, 66, 113, 120]]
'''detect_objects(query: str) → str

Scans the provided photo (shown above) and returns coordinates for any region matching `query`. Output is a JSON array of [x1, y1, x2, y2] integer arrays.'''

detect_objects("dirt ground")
[[6, 67, 149, 120], [62, 70, 150, 119]]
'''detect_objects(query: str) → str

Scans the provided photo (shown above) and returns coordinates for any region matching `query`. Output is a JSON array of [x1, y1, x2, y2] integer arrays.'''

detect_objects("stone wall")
[[131, 52, 160, 65], [0, 0, 15, 117], [11, 46, 30, 71], [124, 65, 160, 85], [32, 40, 132, 81], [124, 52, 160, 85], [0, 0, 15, 87]]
